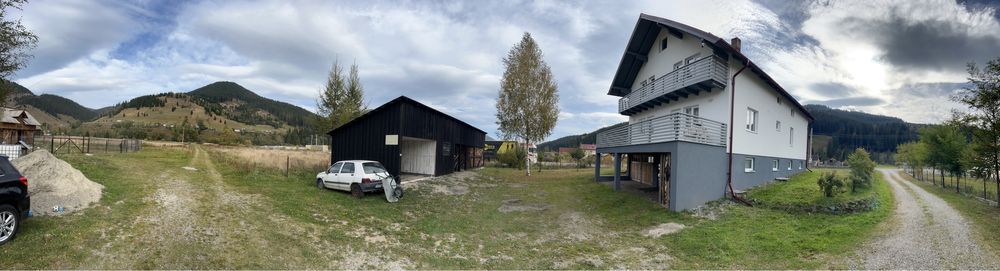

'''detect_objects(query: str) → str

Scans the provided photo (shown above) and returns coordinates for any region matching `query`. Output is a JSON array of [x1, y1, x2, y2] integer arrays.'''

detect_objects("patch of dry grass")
[[207, 145, 329, 172]]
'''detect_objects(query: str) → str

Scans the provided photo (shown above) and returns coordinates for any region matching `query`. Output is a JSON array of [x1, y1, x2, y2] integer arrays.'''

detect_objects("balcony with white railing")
[[596, 113, 727, 149], [618, 55, 728, 115]]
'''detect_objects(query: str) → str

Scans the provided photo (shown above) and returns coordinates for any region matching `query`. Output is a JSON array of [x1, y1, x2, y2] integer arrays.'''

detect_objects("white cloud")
[[11, 0, 996, 141]]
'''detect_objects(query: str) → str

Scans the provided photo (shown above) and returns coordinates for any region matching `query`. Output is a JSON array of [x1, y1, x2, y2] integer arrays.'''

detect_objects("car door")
[[337, 162, 358, 190], [323, 162, 343, 189]]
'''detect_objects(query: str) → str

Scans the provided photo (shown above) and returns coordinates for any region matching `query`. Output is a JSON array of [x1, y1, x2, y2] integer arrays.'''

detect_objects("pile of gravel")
[[12, 149, 103, 216]]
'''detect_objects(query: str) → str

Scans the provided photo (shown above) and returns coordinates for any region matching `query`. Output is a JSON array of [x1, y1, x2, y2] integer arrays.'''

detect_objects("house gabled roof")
[[327, 96, 487, 135], [1, 108, 41, 126], [608, 13, 814, 121]]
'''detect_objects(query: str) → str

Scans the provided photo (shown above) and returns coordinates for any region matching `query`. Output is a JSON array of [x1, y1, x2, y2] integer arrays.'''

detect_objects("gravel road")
[[851, 169, 999, 269]]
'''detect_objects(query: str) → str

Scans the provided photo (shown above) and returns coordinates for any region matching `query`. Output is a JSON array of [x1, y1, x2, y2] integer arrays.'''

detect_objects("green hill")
[[805, 104, 921, 162], [188, 81, 314, 127], [538, 122, 626, 151], [2, 80, 100, 122]]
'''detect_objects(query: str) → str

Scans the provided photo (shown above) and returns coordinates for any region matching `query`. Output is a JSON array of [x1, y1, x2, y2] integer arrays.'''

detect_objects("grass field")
[[0, 146, 893, 269], [749, 169, 881, 212], [898, 171, 1000, 258]]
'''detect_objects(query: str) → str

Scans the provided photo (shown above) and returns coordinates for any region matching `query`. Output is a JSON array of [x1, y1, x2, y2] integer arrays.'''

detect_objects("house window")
[[791, 109, 796, 118], [685, 53, 701, 65], [649, 75, 655, 84], [684, 105, 699, 117], [787, 160, 792, 170], [744, 157, 755, 173], [660, 37, 668, 51], [641, 79, 648, 87], [673, 61, 683, 70], [442, 142, 451, 156], [772, 159, 779, 171], [790, 127, 794, 146], [777, 97, 782, 105], [776, 121, 781, 132], [746, 108, 758, 132], [798, 161, 803, 169]]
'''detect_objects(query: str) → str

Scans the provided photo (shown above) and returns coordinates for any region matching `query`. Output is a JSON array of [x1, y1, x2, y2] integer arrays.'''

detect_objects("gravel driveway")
[[851, 169, 999, 269]]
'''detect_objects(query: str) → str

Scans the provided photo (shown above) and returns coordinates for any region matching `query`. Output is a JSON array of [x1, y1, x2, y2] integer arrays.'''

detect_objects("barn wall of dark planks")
[[327, 96, 486, 177]]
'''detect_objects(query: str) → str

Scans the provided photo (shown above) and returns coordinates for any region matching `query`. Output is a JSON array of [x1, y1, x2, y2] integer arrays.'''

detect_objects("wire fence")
[[906, 168, 999, 206], [33, 135, 143, 154]]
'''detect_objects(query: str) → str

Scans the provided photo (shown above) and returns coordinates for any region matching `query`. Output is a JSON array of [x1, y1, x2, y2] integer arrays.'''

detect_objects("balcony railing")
[[597, 113, 728, 148], [618, 55, 728, 114]]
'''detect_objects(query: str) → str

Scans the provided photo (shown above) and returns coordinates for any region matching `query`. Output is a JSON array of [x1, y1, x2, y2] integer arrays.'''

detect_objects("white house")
[[594, 14, 813, 211]]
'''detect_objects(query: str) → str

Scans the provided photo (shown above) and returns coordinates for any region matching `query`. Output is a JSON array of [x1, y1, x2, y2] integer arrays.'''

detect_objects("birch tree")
[[954, 57, 1000, 204], [0, 0, 38, 105], [496, 32, 559, 176]]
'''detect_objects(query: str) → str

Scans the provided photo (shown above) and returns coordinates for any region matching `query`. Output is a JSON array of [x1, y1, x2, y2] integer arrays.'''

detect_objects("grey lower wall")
[[597, 141, 727, 211], [669, 142, 728, 211], [729, 153, 807, 190]]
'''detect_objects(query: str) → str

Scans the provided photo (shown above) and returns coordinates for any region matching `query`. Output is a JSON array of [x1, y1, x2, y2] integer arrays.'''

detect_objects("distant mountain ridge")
[[3, 80, 317, 144], [0, 81, 99, 122]]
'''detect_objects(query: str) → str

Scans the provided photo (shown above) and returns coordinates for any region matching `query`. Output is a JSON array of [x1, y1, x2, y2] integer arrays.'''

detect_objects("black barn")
[[327, 96, 486, 177]]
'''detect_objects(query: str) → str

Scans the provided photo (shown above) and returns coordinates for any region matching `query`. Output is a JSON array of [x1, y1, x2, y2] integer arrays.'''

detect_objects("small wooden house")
[[0, 108, 40, 145]]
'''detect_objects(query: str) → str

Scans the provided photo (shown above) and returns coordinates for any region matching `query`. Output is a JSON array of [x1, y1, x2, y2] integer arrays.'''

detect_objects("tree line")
[[894, 57, 1000, 204]]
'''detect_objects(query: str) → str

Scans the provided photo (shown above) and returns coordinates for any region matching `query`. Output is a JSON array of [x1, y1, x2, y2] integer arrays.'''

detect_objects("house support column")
[[613, 153, 622, 192], [594, 152, 601, 181], [625, 154, 632, 179]]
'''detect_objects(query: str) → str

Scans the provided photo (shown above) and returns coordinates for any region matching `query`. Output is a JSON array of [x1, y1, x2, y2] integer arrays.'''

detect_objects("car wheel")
[[0, 205, 18, 245], [351, 184, 363, 198], [393, 187, 404, 199], [316, 179, 324, 189]]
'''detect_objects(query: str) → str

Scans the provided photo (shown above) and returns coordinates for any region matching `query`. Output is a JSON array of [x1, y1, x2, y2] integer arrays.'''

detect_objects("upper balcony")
[[618, 55, 728, 115]]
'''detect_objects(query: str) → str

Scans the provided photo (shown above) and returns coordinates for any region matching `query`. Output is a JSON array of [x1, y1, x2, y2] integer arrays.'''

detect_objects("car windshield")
[[362, 162, 387, 174]]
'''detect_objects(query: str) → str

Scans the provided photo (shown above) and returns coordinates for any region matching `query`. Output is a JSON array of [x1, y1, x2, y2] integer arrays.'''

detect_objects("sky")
[[10, 0, 1000, 141]]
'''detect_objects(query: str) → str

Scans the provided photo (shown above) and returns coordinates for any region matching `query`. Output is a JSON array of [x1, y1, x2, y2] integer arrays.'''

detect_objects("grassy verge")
[[666, 169, 893, 269], [1, 146, 895, 269], [0, 147, 192, 269], [897, 171, 1000, 258], [749, 169, 880, 213]]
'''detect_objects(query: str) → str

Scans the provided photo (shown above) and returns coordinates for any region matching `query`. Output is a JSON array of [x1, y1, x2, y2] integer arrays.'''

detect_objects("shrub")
[[498, 147, 526, 169], [847, 148, 876, 192], [817, 172, 844, 197]]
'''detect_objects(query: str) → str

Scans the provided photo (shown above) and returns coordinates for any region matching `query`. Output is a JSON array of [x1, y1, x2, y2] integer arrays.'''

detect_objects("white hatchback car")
[[316, 160, 391, 198]]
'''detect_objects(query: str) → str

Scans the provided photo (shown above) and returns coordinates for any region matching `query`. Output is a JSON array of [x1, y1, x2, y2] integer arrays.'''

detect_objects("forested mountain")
[[2, 80, 100, 124], [806, 104, 921, 162], [188, 81, 313, 127], [1, 80, 318, 145], [538, 122, 626, 150], [538, 105, 921, 163]]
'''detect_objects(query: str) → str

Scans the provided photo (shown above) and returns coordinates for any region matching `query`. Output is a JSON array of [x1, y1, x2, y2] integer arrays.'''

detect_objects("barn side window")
[[442, 142, 451, 156]]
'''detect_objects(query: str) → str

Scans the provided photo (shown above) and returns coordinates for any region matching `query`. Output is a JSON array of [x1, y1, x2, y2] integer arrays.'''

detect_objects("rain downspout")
[[727, 58, 752, 206]]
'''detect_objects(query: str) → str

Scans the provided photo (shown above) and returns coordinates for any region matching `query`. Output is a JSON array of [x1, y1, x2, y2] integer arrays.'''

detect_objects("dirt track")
[[851, 169, 998, 269]]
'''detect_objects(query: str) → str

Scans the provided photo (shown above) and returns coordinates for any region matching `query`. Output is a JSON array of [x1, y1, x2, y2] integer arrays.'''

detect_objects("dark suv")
[[0, 155, 29, 245]]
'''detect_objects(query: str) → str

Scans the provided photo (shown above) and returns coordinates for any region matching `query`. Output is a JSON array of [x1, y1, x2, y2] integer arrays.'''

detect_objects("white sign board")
[[385, 134, 399, 145]]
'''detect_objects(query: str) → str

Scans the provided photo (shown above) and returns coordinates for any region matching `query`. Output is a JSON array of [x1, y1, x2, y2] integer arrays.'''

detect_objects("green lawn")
[[897, 171, 1000, 258], [0, 146, 894, 269], [749, 169, 881, 213], [667, 169, 893, 269]]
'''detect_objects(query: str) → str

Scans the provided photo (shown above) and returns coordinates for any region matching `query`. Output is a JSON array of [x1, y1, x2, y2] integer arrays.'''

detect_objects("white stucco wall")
[[621, 27, 809, 161], [729, 60, 809, 160], [628, 28, 723, 124]]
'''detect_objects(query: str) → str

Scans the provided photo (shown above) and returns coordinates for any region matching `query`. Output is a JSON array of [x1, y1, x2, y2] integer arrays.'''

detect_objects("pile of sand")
[[12, 149, 103, 216]]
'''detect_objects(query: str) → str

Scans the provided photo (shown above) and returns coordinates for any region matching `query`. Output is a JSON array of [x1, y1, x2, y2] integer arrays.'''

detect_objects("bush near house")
[[817, 172, 844, 197], [847, 148, 877, 191], [750, 169, 885, 214]]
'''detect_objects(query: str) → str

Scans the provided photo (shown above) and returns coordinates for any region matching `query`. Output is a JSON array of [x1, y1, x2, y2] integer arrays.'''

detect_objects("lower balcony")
[[596, 112, 727, 149]]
